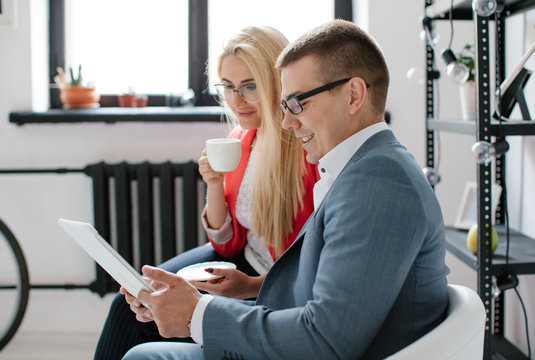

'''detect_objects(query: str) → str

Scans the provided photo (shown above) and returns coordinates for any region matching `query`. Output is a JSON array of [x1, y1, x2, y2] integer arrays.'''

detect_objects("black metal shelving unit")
[[425, 1, 535, 359]]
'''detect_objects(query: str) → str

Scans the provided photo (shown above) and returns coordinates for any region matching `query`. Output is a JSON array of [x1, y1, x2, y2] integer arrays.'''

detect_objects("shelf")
[[427, 118, 535, 136], [445, 226, 535, 275], [9, 106, 225, 125], [425, 1, 535, 358], [425, 0, 474, 19], [427, 118, 476, 135], [426, 0, 535, 19], [492, 335, 530, 359], [492, 120, 535, 136]]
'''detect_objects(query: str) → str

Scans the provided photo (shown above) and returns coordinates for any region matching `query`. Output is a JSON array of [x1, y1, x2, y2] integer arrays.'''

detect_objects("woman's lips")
[[237, 110, 254, 116]]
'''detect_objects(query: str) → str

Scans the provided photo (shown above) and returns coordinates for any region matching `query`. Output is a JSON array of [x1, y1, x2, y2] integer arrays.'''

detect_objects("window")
[[49, 0, 351, 108], [65, 0, 188, 95], [206, 0, 334, 92]]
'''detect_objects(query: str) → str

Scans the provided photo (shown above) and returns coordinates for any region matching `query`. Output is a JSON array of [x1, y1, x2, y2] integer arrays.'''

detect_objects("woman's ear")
[[348, 77, 367, 115]]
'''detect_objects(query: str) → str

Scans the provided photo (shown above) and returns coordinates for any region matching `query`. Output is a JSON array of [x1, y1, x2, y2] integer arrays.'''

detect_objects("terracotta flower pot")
[[135, 95, 148, 107], [118, 94, 137, 107], [118, 94, 148, 107], [60, 86, 100, 109]]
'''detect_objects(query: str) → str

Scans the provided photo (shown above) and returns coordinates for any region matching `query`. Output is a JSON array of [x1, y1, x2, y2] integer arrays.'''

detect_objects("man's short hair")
[[276, 19, 389, 115]]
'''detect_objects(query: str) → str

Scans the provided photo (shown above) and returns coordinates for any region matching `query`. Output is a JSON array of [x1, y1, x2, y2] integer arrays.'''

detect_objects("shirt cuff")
[[201, 205, 234, 244], [190, 294, 214, 345]]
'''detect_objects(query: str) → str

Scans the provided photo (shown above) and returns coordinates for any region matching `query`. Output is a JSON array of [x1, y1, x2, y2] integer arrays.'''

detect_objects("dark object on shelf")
[[495, 67, 532, 120], [496, 273, 519, 292]]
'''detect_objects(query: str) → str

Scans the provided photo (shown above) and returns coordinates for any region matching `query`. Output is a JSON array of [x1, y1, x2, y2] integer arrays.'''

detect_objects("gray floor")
[[0, 333, 99, 359]]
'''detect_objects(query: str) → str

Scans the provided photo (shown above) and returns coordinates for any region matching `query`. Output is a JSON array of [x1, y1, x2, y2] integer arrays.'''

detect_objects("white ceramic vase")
[[459, 81, 476, 121]]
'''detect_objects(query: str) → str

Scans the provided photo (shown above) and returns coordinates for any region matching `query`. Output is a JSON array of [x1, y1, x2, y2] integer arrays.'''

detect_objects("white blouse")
[[201, 140, 273, 275]]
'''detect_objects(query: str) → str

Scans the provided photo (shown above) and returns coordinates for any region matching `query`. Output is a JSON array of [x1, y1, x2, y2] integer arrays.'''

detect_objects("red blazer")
[[209, 126, 319, 261]]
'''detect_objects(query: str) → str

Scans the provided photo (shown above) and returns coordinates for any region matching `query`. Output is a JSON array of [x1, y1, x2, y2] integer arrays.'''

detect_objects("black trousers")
[[93, 243, 258, 360]]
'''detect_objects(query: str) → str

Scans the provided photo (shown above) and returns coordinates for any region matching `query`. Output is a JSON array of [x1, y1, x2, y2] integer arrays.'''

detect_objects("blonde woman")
[[94, 26, 317, 360]]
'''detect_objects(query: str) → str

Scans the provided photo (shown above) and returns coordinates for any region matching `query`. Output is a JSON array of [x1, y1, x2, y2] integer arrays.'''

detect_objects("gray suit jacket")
[[202, 129, 449, 359]]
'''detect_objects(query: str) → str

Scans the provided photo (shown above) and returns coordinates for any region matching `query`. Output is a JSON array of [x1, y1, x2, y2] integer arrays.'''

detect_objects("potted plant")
[[56, 65, 100, 109], [457, 44, 476, 120], [118, 86, 148, 108]]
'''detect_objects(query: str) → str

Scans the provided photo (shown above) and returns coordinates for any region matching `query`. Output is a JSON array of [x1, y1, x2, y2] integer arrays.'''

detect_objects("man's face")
[[281, 56, 351, 164]]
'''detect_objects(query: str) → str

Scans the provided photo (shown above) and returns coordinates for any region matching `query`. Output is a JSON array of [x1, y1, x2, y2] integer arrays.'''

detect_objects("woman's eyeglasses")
[[214, 83, 260, 103]]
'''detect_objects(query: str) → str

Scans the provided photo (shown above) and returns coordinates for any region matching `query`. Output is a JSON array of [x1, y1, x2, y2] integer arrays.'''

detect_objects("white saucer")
[[176, 261, 237, 281]]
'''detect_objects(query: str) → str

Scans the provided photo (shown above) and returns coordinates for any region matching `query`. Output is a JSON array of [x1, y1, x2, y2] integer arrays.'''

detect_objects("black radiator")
[[84, 161, 206, 296], [0, 162, 205, 296]]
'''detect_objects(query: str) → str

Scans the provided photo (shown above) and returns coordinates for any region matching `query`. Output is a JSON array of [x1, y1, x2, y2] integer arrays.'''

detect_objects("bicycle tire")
[[0, 218, 30, 351]]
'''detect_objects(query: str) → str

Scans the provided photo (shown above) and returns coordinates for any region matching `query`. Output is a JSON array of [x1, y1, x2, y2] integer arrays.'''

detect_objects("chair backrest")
[[386, 284, 486, 360]]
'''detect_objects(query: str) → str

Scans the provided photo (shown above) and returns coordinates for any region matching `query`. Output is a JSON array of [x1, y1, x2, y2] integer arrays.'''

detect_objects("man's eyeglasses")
[[279, 78, 368, 115], [214, 83, 260, 103]]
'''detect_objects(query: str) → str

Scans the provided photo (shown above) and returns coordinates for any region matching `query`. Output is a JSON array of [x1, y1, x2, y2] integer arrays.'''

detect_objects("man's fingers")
[[192, 280, 219, 294], [136, 289, 152, 307], [135, 313, 153, 323], [122, 289, 141, 307], [142, 265, 180, 285]]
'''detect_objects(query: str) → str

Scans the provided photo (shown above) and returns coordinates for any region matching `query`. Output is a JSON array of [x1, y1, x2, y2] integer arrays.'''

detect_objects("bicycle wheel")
[[0, 218, 30, 351]]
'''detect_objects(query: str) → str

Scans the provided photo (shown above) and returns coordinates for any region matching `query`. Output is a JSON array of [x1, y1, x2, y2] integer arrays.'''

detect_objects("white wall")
[[0, 0, 229, 335], [1, 0, 533, 356]]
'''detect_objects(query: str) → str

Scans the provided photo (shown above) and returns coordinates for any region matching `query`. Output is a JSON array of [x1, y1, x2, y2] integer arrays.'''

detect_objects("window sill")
[[9, 106, 225, 125]]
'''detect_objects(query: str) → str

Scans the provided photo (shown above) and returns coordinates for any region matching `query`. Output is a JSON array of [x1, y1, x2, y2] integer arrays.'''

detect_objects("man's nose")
[[281, 111, 298, 131]]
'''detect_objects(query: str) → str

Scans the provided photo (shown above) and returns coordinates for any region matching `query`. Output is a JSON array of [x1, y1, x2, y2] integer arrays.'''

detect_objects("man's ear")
[[348, 77, 367, 115]]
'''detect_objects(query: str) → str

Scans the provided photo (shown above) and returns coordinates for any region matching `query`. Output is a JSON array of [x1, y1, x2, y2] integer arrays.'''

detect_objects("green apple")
[[466, 224, 498, 255]]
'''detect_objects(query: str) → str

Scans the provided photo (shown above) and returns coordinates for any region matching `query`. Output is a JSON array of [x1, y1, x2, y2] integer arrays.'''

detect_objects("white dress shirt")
[[313, 122, 388, 208], [190, 121, 389, 344], [201, 140, 274, 275]]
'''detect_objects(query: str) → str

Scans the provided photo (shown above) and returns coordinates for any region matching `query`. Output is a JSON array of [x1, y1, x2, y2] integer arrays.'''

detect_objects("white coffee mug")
[[205, 138, 242, 172]]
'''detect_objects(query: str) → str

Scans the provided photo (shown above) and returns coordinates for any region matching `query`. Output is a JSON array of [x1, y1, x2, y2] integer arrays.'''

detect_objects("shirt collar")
[[317, 122, 389, 181]]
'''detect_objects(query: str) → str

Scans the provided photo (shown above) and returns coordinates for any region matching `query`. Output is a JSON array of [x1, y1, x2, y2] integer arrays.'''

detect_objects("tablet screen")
[[58, 218, 155, 297]]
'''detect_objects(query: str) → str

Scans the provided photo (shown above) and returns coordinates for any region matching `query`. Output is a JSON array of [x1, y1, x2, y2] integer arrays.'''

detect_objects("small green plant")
[[457, 44, 475, 82], [69, 64, 84, 86], [54, 65, 90, 88]]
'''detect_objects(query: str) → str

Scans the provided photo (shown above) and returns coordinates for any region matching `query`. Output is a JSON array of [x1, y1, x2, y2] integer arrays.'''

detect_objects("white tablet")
[[58, 218, 155, 297]]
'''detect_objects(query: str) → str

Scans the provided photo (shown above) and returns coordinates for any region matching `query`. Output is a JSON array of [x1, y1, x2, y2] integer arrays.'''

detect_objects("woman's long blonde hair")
[[216, 26, 306, 256]]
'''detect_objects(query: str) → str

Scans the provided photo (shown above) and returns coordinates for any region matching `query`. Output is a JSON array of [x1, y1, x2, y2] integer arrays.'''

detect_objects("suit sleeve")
[[201, 151, 436, 359]]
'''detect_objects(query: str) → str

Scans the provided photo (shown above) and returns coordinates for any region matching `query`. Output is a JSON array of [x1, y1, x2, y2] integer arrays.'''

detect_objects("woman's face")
[[219, 55, 262, 129]]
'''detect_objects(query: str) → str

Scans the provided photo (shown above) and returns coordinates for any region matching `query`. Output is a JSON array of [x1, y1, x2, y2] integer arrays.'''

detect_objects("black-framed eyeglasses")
[[279, 78, 369, 115], [214, 83, 260, 103]]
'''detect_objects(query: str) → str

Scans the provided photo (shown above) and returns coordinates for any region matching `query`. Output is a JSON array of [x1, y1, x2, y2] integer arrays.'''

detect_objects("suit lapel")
[[313, 129, 397, 214], [276, 212, 313, 259]]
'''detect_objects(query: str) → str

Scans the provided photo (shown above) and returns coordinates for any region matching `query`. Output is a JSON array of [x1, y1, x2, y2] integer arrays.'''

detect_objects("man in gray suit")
[[123, 19, 449, 360]]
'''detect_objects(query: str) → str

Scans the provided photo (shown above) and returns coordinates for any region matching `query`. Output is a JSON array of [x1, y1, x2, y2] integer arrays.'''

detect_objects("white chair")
[[387, 284, 486, 360]]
